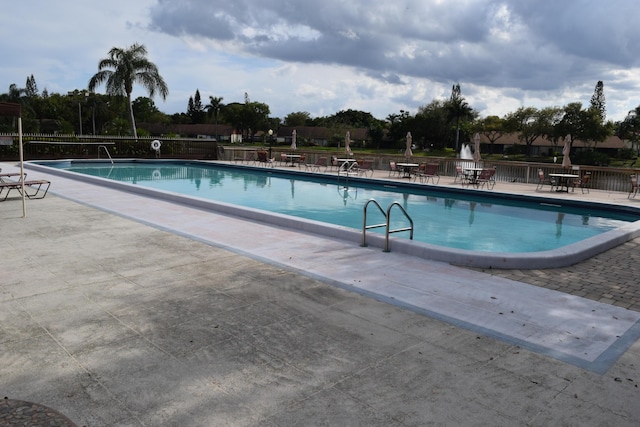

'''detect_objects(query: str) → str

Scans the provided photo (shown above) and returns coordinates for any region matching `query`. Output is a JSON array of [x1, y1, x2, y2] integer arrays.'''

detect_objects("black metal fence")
[[2, 134, 637, 193], [0, 134, 219, 161]]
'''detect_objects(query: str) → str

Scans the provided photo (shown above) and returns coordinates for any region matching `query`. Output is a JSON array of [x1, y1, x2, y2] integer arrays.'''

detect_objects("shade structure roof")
[[0, 102, 21, 117]]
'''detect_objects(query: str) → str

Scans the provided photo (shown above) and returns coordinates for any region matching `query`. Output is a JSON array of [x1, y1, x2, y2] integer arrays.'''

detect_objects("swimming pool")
[[27, 159, 640, 267]]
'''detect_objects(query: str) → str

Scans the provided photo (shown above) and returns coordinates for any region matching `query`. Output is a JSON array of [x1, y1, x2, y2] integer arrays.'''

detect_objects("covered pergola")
[[0, 102, 26, 217]]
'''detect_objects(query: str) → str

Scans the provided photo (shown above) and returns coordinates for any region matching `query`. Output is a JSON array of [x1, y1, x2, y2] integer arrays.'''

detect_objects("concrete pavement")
[[2, 160, 640, 426]]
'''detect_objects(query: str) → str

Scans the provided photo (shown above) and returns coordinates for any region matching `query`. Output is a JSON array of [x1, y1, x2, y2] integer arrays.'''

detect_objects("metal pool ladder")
[[98, 145, 114, 164], [361, 199, 414, 252]]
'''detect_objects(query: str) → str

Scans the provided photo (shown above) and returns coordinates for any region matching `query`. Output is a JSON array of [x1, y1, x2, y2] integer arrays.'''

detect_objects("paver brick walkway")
[[471, 238, 640, 312]]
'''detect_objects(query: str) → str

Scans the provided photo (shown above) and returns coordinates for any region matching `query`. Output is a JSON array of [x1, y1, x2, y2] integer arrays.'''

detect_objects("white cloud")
[[2, 0, 640, 122]]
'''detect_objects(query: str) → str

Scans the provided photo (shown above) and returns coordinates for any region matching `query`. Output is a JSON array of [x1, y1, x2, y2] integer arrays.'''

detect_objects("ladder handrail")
[[384, 202, 414, 252], [361, 199, 414, 252], [361, 199, 388, 246], [98, 145, 114, 164]]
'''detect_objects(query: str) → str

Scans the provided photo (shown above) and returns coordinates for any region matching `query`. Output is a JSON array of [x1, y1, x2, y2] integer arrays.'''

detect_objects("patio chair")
[[453, 165, 469, 184], [306, 156, 328, 172], [629, 174, 639, 198], [358, 158, 374, 177], [536, 169, 557, 191], [475, 167, 496, 189], [388, 161, 400, 177], [572, 171, 591, 194], [279, 153, 288, 166], [414, 163, 440, 184], [330, 155, 339, 171], [256, 150, 275, 167]]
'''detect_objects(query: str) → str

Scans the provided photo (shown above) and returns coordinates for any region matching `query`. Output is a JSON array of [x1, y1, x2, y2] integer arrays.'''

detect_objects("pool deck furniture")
[[474, 168, 497, 189], [396, 162, 419, 178], [0, 179, 50, 201], [572, 171, 591, 194], [463, 167, 484, 186], [549, 173, 580, 192], [357, 158, 375, 177], [305, 156, 328, 173], [256, 151, 275, 168], [536, 168, 557, 191], [285, 154, 301, 166], [414, 163, 440, 184], [629, 174, 639, 198]]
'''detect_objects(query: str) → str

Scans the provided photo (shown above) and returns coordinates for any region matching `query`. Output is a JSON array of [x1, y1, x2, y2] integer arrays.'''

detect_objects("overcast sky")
[[2, 0, 640, 122]]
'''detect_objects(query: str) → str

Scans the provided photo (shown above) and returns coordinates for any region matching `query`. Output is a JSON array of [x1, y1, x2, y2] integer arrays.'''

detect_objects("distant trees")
[[284, 111, 311, 127], [187, 89, 206, 123], [224, 93, 270, 141], [476, 115, 506, 154], [555, 102, 609, 150], [88, 43, 168, 138], [619, 107, 640, 154], [505, 107, 559, 156]]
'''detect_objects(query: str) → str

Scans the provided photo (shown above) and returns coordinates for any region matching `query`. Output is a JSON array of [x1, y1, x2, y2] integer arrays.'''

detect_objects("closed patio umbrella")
[[562, 134, 571, 168], [405, 132, 413, 158], [0, 102, 25, 217], [345, 131, 352, 154], [291, 129, 297, 150], [473, 133, 481, 162]]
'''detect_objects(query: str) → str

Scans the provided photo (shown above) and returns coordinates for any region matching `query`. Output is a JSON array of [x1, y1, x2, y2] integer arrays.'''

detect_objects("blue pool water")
[[42, 160, 638, 253]]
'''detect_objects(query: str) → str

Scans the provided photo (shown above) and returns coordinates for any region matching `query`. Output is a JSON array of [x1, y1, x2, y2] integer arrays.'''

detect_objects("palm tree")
[[446, 84, 475, 155], [88, 43, 168, 139], [205, 96, 224, 141]]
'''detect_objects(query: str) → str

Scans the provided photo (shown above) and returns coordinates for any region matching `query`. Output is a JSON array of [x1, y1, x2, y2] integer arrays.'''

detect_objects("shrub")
[[573, 150, 610, 166]]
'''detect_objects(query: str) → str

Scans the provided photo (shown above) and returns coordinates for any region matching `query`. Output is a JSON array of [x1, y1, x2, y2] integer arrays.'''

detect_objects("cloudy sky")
[[2, 0, 640, 122]]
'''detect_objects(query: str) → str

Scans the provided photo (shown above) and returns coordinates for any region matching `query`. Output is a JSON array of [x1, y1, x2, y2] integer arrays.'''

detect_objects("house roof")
[[0, 102, 21, 117]]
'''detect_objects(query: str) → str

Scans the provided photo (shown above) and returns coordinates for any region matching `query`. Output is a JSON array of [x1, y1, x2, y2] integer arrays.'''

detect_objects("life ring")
[[151, 140, 162, 151], [152, 169, 161, 180]]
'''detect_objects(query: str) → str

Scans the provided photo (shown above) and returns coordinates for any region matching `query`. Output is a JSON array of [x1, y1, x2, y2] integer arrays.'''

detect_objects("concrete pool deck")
[[2, 160, 640, 425]]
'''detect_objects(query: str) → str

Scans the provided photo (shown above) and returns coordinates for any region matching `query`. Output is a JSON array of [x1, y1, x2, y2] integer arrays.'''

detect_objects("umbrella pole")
[[18, 117, 26, 218]]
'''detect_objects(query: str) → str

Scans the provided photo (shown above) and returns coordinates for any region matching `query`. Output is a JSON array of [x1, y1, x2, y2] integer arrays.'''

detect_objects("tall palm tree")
[[88, 43, 168, 139], [205, 96, 224, 141], [446, 84, 475, 155]]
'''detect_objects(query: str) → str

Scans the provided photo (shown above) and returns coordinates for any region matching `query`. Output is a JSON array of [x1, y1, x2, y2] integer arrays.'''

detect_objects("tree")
[[505, 106, 559, 156], [415, 100, 450, 150], [88, 43, 168, 139], [204, 95, 225, 140], [25, 75, 38, 97], [446, 84, 475, 153], [476, 115, 506, 154], [187, 89, 206, 123], [556, 102, 609, 150], [590, 80, 606, 122], [224, 99, 270, 141], [618, 107, 640, 154], [133, 97, 166, 123], [284, 111, 311, 127], [386, 110, 412, 148]]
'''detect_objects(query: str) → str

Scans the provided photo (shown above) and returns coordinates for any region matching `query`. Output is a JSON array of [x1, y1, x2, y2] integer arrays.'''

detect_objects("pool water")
[[49, 160, 638, 253]]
